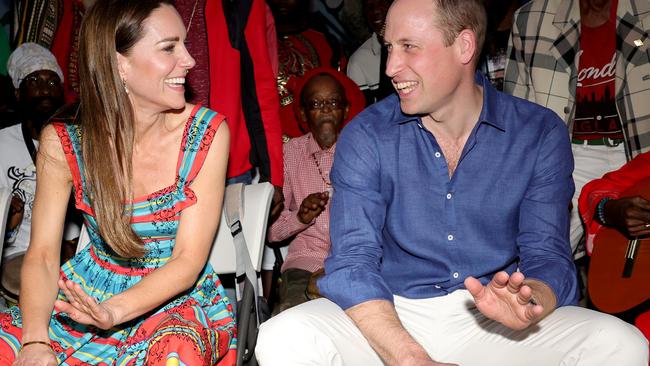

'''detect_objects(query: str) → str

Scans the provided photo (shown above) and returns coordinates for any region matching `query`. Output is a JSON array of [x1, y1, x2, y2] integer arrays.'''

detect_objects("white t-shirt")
[[0, 123, 37, 259], [346, 33, 381, 91]]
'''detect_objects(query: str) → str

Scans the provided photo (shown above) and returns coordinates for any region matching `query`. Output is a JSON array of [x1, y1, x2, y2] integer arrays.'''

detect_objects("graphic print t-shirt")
[[571, 1, 623, 141], [0, 123, 37, 259]]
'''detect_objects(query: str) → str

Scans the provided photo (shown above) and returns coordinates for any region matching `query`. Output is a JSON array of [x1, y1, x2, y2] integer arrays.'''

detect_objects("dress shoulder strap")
[[52, 122, 94, 215], [177, 105, 226, 185]]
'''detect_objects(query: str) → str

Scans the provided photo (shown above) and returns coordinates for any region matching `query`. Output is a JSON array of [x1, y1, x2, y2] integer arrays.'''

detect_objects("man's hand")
[[13, 343, 57, 366], [464, 271, 556, 330], [269, 185, 285, 224], [53, 279, 116, 330], [7, 195, 25, 231], [297, 192, 329, 224], [604, 196, 650, 237]]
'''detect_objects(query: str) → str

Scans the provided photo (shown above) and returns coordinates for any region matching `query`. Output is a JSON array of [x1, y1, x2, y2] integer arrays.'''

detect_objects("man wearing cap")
[[267, 68, 364, 314], [1, 42, 66, 305]]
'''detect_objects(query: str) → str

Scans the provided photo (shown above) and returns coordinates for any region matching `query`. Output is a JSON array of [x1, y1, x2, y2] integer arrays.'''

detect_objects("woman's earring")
[[122, 77, 129, 94]]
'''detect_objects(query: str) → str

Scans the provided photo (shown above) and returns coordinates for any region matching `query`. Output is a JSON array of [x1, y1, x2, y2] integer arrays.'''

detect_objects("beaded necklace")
[[311, 153, 331, 188]]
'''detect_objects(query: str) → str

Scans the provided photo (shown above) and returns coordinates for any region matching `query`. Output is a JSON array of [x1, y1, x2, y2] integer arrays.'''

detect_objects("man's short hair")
[[6, 42, 64, 89], [431, 0, 487, 64]]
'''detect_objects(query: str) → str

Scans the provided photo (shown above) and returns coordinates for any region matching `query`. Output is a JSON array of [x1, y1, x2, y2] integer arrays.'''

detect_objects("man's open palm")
[[464, 271, 545, 330]]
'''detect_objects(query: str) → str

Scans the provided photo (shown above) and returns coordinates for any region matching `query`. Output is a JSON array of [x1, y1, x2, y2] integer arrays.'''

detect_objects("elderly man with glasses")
[[266, 67, 363, 315]]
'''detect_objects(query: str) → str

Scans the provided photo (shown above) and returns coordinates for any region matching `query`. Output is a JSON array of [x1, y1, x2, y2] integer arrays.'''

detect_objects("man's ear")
[[14, 88, 20, 102], [455, 29, 477, 66], [343, 103, 350, 120], [299, 107, 308, 122]]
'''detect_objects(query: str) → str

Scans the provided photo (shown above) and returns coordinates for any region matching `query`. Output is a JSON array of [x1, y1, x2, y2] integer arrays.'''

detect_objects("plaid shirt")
[[268, 133, 334, 273], [504, 0, 650, 160]]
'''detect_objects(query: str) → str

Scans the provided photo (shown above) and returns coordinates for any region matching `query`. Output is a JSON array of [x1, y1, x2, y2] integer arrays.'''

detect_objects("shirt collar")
[[475, 71, 506, 132], [307, 132, 336, 155], [389, 71, 505, 132]]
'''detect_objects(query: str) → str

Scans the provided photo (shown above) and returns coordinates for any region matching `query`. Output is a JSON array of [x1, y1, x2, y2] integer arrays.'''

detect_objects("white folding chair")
[[0, 188, 13, 268], [218, 182, 273, 366], [210, 182, 273, 275], [76, 222, 90, 253]]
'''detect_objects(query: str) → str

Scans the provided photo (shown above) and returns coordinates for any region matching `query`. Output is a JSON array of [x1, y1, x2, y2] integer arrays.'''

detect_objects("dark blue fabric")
[[318, 72, 578, 310]]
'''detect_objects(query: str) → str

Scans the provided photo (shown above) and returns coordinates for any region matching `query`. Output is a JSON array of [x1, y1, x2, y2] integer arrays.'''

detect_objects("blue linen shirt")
[[318, 72, 579, 310]]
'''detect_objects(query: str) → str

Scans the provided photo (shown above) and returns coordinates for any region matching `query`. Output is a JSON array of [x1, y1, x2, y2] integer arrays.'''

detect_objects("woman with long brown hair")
[[0, 1, 236, 364]]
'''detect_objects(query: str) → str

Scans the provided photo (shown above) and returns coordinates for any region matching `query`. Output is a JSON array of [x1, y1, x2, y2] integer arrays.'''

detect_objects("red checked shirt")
[[268, 133, 335, 273]]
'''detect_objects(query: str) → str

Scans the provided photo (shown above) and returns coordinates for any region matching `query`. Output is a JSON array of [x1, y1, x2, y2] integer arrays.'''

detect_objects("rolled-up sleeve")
[[317, 120, 393, 310], [517, 114, 578, 306]]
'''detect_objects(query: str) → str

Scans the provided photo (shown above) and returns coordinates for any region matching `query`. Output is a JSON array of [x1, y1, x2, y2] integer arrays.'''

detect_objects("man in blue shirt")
[[255, 0, 648, 364]]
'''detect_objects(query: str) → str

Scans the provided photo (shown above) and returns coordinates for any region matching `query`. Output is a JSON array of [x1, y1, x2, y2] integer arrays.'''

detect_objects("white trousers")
[[256, 291, 648, 365], [569, 143, 626, 256]]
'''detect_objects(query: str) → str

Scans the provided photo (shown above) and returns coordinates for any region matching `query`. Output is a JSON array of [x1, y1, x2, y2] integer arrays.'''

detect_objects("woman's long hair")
[[78, 0, 173, 257]]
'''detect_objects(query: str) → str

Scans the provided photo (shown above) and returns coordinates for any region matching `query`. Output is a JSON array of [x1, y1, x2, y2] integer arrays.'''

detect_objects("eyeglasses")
[[305, 98, 345, 111]]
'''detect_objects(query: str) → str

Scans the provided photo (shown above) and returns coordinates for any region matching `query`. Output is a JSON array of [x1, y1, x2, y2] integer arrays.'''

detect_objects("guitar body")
[[587, 179, 650, 314]]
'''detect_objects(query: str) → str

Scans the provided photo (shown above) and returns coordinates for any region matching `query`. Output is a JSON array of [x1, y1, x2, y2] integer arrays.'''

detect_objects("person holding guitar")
[[579, 151, 650, 343]]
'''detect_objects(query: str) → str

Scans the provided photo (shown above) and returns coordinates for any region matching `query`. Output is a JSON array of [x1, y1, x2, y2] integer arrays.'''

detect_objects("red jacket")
[[180, 0, 283, 186], [578, 152, 650, 254]]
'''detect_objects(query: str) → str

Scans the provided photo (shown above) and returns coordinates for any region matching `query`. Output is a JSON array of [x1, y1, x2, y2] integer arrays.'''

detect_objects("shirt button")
[[447, 234, 454, 241], [434, 285, 441, 289], [446, 193, 452, 199], [452, 272, 459, 279], [434, 152, 441, 158]]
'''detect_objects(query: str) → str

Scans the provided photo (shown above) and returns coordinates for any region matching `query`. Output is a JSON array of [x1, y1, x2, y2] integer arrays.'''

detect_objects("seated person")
[[1, 43, 78, 305], [347, 0, 393, 105], [579, 152, 650, 247], [256, 0, 648, 364], [0, 1, 235, 364], [267, 67, 362, 314], [578, 151, 650, 342]]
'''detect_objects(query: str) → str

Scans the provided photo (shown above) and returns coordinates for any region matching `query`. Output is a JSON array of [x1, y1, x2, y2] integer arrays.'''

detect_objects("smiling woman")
[[0, 1, 236, 365], [116, 6, 196, 114]]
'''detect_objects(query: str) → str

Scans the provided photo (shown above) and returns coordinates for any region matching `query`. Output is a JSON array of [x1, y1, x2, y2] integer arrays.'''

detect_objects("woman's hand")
[[53, 279, 117, 330], [13, 343, 57, 366]]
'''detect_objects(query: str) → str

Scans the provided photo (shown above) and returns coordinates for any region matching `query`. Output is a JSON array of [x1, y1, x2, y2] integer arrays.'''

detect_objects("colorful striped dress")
[[0, 105, 237, 365]]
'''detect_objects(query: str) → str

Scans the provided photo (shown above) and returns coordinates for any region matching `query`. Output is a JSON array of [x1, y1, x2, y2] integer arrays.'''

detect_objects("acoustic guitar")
[[587, 179, 650, 314]]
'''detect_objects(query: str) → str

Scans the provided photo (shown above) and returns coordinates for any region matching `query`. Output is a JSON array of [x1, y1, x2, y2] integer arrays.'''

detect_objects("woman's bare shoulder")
[[38, 123, 72, 176]]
